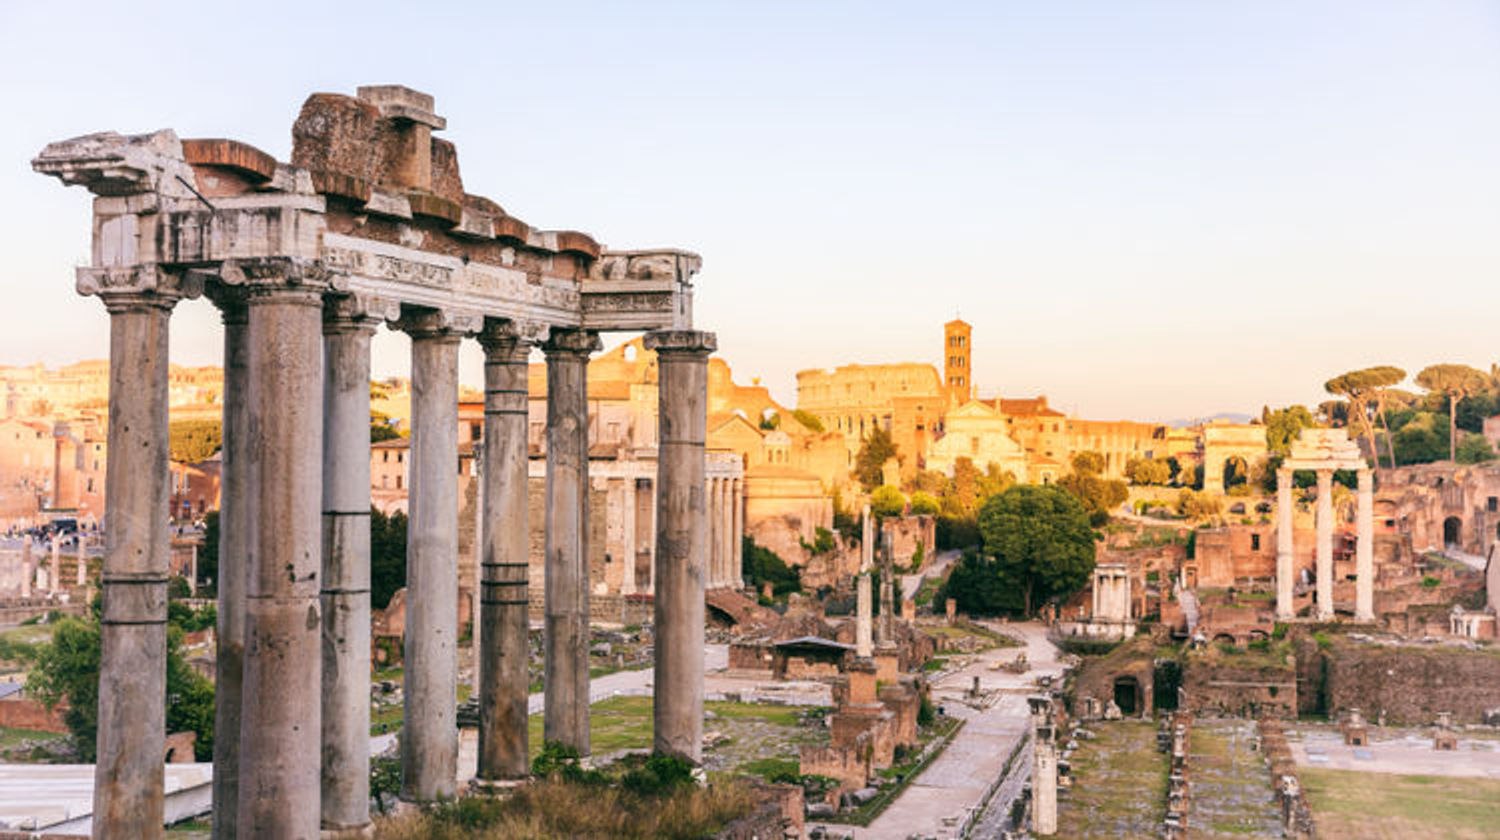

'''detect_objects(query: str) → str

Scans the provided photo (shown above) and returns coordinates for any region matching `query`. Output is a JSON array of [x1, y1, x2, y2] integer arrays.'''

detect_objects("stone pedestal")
[[1315, 469, 1334, 621], [543, 330, 600, 754], [647, 330, 714, 762], [477, 324, 535, 780], [238, 280, 324, 838], [320, 300, 381, 833], [401, 314, 466, 801], [1275, 468, 1294, 620]]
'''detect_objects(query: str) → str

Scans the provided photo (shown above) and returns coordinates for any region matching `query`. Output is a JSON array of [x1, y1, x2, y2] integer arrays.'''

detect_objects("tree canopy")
[[1416, 364, 1488, 462], [976, 484, 1096, 615], [908, 491, 940, 516], [869, 485, 907, 518], [1057, 450, 1128, 526], [168, 419, 222, 464], [371, 507, 408, 609], [853, 428, 898, 491]]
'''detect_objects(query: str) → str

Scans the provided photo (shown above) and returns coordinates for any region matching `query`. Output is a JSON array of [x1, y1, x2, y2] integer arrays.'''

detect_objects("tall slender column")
[[1315, 469, 1334, 621], [646, 329, 715, 762], [543, 329, 600, 754], [621, 478, 638, 595], [50, 539, 60, 593], [731, 478, 743, 586], [856, 574, 873, 658], [20, 540, 31, 598], [90, 267, 195, 840], [1356, 468, 1374, 621], [237, 264, 326, 838], [477, 322, 536, 780], [704, 479, 717, 589], [207, 290, 249, 840], [400, 310, 473, 800], [878, 528, 894, 643], [711, 478, 725, 588], [320, 297, 384, 834], [75, 536, 87, 587], [721, 478, 733, 588], [1276, 468, 1294, 620]]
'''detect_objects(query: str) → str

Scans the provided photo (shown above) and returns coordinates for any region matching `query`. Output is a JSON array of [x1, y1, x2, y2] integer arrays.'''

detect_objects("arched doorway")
[[1223, 456, 1249, 492], [1444, 516, 1462, 548], [1113, 676, 1141, 716]]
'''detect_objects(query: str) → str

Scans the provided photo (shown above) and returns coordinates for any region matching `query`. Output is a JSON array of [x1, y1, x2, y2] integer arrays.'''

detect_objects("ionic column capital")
[[324, 292, 398, 335], [77, 264, 202, 312], [644, 329, 716, 357], [479, 318, 548, 360], [542, 328, 602, 358], [220, 257, 334, 297], [395, 307, 482, 341]]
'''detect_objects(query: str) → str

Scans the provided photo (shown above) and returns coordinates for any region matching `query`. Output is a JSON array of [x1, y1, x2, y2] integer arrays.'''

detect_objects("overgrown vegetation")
[[168, 419, 222, 464], [742, 536, 800, 598], [371, 507, 408, 609]]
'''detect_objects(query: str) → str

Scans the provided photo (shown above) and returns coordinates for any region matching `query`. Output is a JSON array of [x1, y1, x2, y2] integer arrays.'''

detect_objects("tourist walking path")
[[827, 621, 1065, 840]]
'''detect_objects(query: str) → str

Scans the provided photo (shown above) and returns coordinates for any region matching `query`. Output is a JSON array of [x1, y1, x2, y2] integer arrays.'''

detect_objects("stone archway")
[[1223, 456, 1250, 490], [1113, 676, 1141, 715], [1444, 516, 1463, 548]]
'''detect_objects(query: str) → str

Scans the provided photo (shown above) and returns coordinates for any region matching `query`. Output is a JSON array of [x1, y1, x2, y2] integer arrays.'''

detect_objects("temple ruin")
[[33, 84, 715, 839]]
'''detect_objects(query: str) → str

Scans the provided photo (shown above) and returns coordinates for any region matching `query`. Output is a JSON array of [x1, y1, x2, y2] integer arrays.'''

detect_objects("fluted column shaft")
[[401, 320, 463, 800], [478, 327, 532, 779], [239, 283, 324, 838], [1356, 468, 1374, 621], [647, 329, 715, 762], [731, 478, 743, 586], [1315, 469, 1334, 620], [210, 294, 249, 840], [320, 306, 379, 834], [94, 290, 179, 840], [1275, 468, 1294, 620], [620, 479, 638, 595], [543, 330, 599, 754]]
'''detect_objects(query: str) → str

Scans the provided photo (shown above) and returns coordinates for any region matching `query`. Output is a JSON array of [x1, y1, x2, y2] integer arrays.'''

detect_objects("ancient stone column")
[[1315, 469, 1334, 621], [620, 479, 638, 595], [704, 479, 719, 589], [20, 540, 32, 598], [90, 267, 195, 840], [731, 478, 743, 586], [861, 506, 873, 572], [1356, 468, 1374, 622], [75, 537, 87, 587], [1275, 467, 1294, 620], [50, 539, 60, 594], [237, 265, 326, 838], [878, 529, 894, 644], [856, 573, 873, 658], [401, 310, 471, 801], [647, 330, 714, 763], [1033, 737, 1058, 835], [477, 322, 535, 780], [320, 297, 384, 834], [543, 329, 600, 754], [207, 289, 249, 840]]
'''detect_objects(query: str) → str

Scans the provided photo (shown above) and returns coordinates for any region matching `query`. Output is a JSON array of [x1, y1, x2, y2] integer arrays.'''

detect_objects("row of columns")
[[89, 263, 716, 838], [707, 476, 743, 589], [1274, 467, 1375, 623]]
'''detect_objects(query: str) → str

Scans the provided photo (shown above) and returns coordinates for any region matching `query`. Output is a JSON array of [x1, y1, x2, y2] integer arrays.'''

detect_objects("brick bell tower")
[[944, 318, 972, 406]]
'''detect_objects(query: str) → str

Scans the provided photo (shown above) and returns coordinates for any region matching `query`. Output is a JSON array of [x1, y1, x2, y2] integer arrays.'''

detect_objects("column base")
[[1354, 611, 1375, 623], [469, 777, 530, 795]]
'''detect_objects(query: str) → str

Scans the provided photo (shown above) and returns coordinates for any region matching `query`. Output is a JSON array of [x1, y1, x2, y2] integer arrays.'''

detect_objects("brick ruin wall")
[[1321, 641, 1500, 725]]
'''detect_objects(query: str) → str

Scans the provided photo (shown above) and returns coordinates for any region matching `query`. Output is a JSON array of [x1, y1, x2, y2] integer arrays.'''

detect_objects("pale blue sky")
[[2, 1, 1497, 421]]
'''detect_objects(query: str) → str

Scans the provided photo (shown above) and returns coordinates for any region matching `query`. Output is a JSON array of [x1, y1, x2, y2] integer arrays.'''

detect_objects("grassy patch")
[[1056, 720, 1167, 838], [0, 726, 67, 750], [1186, 720, 1279, 838], [1300, 768, 1500, 840]]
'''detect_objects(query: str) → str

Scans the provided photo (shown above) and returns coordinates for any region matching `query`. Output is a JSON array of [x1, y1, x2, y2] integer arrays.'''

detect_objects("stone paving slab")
[[1289, 725, 1500, 779]]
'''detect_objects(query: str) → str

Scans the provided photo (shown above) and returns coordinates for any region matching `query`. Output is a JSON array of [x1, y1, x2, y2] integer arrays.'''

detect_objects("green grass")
[[0, 726, 66, 750], [1056, 720, 1167, 839], [1300, 768, 1500, 840]]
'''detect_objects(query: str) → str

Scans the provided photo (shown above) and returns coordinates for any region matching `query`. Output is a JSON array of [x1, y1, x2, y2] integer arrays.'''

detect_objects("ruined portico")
[[35, 85, 714, 839], [1276, 428, 1373, 622]]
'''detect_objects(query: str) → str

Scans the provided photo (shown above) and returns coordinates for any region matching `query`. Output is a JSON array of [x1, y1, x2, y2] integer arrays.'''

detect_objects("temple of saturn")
[[34, 85, 716, 839], [1276, 427, 1374, 622]]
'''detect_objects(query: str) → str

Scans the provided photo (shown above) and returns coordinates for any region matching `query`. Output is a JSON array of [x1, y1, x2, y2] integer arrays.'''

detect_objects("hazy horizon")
[[3, 1, 1496, 421]]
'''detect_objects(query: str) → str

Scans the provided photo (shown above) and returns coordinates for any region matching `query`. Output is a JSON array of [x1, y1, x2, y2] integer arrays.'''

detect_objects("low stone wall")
[[1182, 659, 1297, 719], [1258, 718, 1314, 839], [0, 698, 67, 733], [1324, 640, 1500, 725], [714, 782, 803, 840]]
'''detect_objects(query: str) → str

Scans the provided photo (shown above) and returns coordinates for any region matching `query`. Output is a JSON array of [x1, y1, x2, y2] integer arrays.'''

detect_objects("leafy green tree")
[[1125, 457, 1171, 486], [1416, 364, 1488, 462], [1456, 434, 1497, 464], [853, 428, 898, 491], [371, 507, 408, 609], [1263, 405, 1317, 458], [909, 491, 940, 516], [742, 537, 800, 595], [790, 409, 825, 433], [1364, 366, 1407, 469], [976, 485, 1096, 616], [758, 412, 780, 431], [869, 485, 907, 518], [197, 510, 219, 594], [1176, 489, 1223, 520], [168, 419, 222, 464], [1070, 451, 1106, 477], [1392, 413, 1449, 465], [938, 551, 1024, 615], [1058, 451, 1127, 526]]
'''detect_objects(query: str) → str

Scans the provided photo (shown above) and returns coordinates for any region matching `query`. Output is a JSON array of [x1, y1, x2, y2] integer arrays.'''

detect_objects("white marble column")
[[731, 478, 743, 586], [1356, 468, 1374, 622], [621, 478, 637, 595], [1276, 467, 1294, 620], [320, 297, 383, 835], [1315, 469, 1334, 621], [49, 539, 60, 594], [646, 330, 715, 763], [542, 329, 600, 754], [207, 288, 249, 840], [238, 269, 325, 837], [91, 268, 194, 840], [477, 322, 535, 780], [400, 310, 471, 801], [20, 541, 31, 599]]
